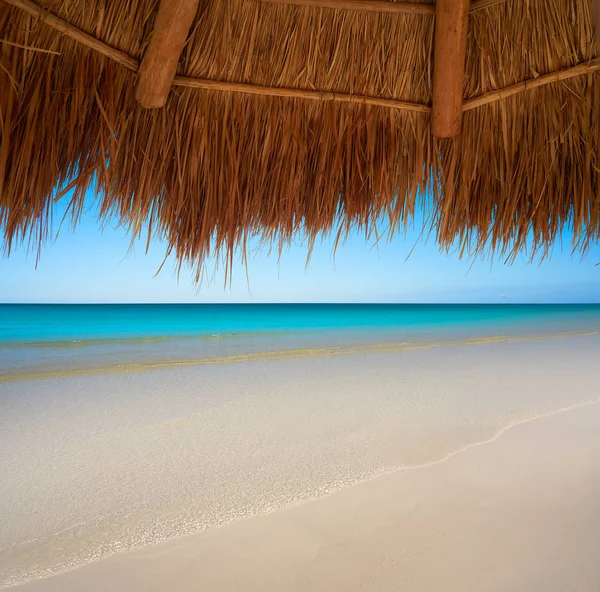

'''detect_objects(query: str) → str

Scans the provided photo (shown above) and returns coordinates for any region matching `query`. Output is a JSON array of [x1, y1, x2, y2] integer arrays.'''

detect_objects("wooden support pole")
[[135, 0, 200, 109], [432, 0, 470, 138]]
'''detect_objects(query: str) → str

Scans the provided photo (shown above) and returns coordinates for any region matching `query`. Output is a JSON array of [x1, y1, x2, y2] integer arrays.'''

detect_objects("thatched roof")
[[0, 0, 598, 275]]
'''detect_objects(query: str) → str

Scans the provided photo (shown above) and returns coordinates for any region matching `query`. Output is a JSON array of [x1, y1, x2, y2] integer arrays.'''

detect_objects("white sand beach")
[[16, 401, 600, 592], [2, 332, 600, 590]]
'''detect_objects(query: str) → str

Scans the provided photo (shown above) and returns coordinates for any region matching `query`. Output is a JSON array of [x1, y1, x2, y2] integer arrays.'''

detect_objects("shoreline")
[[11, 396, 600, 591], [2, 332, 600, 588], [5, 397, 600, 590], [1, 328, 598, 383]]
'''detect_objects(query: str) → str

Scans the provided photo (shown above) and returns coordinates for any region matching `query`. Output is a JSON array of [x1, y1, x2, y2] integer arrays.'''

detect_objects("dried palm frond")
[[0, 0, 598, 278]]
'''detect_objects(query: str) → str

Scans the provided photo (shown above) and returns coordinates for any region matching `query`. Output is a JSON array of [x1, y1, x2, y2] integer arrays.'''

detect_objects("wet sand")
[[2, 332, 600, 589], [15, 400, 600, 592]]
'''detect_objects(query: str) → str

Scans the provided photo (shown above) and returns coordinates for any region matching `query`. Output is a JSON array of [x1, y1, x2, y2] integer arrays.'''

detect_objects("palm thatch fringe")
[[1, 0, 598, 277]]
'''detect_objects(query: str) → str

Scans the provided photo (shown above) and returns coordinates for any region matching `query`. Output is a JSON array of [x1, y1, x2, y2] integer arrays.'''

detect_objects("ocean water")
[[1, 304, 600, 377], [2, 303, 600, 345]]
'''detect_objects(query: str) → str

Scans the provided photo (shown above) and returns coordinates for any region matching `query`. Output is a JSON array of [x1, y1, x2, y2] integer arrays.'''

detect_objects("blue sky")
[[1, 194, 599, 303]]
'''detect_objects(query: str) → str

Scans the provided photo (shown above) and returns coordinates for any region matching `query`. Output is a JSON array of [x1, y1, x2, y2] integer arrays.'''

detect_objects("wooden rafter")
[[259, 0, 505, 14], [2, 0, 597, 116], [463, 60, 600, 111], [260, 0, 435, 15], [431, 0, 470, 138], [135, 0, 200, 108], [2, 0, 138, 70]]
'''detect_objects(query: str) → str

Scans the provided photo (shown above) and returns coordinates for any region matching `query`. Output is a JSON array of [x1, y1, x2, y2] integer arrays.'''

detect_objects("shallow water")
[[2, 304, 599, 376]]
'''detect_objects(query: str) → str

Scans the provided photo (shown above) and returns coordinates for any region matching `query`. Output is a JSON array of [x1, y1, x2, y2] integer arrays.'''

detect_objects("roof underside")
[[0, 0, 598, 275]]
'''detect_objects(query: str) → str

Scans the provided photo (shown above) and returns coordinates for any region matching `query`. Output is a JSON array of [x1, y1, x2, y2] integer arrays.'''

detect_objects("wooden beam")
[[259, 0, 503, 15], [431, 0, 470, 138], [135, 0, 200, 109], [260, 0, 435, 15], [174, 75, 432, 112], [463, 60, 600, 111], [2, 0, 138, 70]]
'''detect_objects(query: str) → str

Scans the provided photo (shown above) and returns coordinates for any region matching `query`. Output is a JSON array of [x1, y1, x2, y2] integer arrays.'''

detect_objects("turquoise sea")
[[1, 304, 599, 378], [3, 303, 600, 344]]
